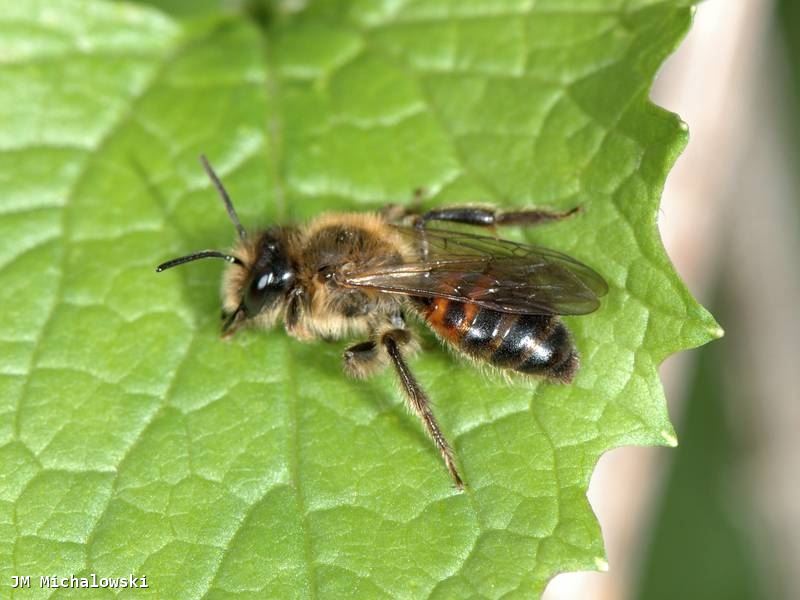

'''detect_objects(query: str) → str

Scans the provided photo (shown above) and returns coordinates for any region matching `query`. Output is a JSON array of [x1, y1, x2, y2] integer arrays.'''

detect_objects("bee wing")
[[340, 226, 608, 315]]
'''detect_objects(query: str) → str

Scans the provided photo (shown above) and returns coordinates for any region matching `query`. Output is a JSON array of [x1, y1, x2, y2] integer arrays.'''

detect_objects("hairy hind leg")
[[382, 330, 463, 489], [342, 328, 464, 489]]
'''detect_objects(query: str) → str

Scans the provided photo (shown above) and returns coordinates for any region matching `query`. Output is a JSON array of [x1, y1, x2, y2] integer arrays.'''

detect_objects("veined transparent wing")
[[339, 226, 608, 315]]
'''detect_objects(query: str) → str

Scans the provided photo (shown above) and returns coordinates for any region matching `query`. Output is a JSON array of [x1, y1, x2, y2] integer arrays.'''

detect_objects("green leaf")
[[0, 0, 720, 598]]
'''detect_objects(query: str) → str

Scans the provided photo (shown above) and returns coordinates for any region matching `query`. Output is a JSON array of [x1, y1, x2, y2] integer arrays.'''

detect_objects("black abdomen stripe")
[[416, 297, 578, 382], [492, 314, 548, 368], [461, 308, 504, 356]]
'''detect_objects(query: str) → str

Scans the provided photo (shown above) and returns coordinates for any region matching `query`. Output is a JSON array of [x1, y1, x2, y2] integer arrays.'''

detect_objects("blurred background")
[[545, 1, 800, 599]]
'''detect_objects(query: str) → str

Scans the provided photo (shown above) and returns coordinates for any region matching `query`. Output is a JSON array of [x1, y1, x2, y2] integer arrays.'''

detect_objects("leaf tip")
[[660, 429, 678, 447]]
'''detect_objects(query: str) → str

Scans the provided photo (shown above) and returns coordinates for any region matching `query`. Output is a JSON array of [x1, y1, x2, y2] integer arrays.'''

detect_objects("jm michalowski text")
[[11, 574, 148, 589]]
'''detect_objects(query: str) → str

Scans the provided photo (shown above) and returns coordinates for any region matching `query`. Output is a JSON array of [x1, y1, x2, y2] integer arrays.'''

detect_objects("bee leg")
[[343, 340, 386, 379], [416, 205, 581, 230], [381, 330, 465, 490], [342, 313, 409, 378]]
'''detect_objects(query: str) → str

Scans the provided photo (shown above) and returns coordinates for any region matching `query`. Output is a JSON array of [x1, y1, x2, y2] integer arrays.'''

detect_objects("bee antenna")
[[156, 250, 244, 272], [200, 155, 247, 241]]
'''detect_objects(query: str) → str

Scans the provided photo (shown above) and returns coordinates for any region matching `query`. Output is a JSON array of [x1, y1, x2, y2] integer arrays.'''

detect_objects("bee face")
[[241, 231, 295, 318]]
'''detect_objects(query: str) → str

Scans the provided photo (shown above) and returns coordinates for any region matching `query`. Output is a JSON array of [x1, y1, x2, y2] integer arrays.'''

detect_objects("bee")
[[157, 157, 608, 489]]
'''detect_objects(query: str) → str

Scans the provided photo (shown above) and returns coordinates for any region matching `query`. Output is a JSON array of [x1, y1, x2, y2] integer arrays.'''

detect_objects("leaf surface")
[[0, 1, 719, 598]]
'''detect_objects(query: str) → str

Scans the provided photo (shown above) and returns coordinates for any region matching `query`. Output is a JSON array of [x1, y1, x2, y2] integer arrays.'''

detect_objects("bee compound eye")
[[243, 266, 295, 317], [256, 272, 274, 290]]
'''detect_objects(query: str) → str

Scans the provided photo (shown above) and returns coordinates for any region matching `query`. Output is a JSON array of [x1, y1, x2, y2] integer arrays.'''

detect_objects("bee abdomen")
[[416, 298, 578, 382]]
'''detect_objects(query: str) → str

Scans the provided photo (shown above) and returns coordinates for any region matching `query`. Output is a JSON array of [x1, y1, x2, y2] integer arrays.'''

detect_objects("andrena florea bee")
[[157, 157, 608, 489]]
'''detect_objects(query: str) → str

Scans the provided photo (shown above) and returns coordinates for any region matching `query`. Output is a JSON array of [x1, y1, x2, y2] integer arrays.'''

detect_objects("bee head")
[[239, 230, 295, 319], [156, 156, 295, 336]]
